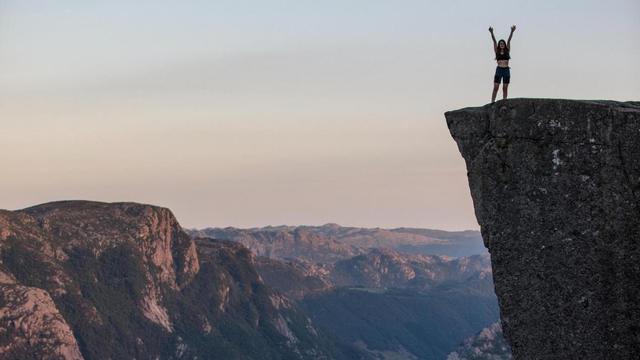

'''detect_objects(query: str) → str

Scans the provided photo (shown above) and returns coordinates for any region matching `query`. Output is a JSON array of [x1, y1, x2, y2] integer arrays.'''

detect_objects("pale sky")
[[1, 1, 639, 230]]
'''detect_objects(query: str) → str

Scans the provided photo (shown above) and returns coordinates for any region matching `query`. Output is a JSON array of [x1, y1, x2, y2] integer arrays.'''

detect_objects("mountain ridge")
[[189, 224, 486, 261]]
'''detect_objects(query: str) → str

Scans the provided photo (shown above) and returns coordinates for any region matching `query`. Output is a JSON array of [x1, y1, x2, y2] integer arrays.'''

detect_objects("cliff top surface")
[[446, 98, 640, 173], [4, 200, 170, 215], [447, 98, 640, 114]]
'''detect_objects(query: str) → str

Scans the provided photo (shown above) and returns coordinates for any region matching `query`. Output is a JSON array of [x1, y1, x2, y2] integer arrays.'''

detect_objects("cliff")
[[0, 201, 343, 359], [446, 99, 640, 359]]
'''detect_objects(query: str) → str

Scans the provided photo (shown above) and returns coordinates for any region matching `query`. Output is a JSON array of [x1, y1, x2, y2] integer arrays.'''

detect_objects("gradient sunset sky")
[[1, 0, 639, 230]]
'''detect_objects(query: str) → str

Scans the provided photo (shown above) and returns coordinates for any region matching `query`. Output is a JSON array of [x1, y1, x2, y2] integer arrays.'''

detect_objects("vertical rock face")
[[446, 99, 640, 359]]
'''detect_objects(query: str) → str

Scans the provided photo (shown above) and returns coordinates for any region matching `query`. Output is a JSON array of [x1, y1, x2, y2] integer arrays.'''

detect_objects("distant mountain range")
[[188, 224, 487, 261]]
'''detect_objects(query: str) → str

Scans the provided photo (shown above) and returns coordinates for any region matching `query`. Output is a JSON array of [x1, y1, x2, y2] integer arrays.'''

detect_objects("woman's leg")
[[492, 83, 500, 103], [502, 83, 509, 99]]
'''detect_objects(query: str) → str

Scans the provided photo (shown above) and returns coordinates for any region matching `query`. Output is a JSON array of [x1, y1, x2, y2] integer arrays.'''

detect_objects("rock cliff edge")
[[446, 98, 640, 359]]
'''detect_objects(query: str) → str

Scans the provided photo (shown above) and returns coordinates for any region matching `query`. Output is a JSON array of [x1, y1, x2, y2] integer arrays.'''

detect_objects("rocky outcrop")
[[17, 201, 200, 290], [447, 322, 512, 360], [0, 284, 83, 360], [255, 257, 333, 300], [0, 201, 344, 359], [446, 99, 640, 359]]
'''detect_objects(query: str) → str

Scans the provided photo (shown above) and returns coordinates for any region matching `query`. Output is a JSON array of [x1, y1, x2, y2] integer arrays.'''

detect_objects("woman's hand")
[[489, 26, 494, 33], [508, 25, 516, 48]]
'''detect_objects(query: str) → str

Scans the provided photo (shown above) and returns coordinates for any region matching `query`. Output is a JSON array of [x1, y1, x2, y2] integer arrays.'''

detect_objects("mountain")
[[189, 224, 486, 262], [330, 248, 492, 290], [189, 226, 363, 263], [190, 222, 501, 359], [447, 322, 512, 360], [254, 257, 333, 300], [447, 99, 640, 359], [255, 247, 493, 297], [0, 200, 502, 359], [0, 201, 358, 360], [300, 249, 498, 359], [250, 246, 500, 359]]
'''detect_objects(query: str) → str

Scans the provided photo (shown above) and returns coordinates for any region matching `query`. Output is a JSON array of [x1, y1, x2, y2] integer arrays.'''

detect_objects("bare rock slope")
[[446, 99, 640, 359], [0, 201, 344, 359], [0, 282, 83, 360]]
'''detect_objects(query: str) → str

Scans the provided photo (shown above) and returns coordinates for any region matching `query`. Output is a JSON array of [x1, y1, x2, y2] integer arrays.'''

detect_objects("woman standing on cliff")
[[489, 25, 516, 103]]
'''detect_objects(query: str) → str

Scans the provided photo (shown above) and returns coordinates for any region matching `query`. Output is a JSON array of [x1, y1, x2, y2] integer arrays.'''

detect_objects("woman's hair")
[[495, 39, 509, 58]]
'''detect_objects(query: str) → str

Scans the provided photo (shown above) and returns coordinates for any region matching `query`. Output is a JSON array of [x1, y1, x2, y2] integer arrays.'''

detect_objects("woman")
[[489, 25, 516, 103]]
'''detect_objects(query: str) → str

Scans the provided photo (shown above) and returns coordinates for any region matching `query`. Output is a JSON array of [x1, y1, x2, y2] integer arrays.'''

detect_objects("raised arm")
[[507, 25, 516, 49], [489, 26, 497, 51]]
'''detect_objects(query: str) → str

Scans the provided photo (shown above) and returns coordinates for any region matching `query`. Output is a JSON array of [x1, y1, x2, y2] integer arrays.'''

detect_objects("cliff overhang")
[[446, 98, 640, 359]]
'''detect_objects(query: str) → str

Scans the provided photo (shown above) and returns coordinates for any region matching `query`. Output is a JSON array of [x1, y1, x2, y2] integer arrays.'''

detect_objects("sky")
[[1, 0, 639, 230]]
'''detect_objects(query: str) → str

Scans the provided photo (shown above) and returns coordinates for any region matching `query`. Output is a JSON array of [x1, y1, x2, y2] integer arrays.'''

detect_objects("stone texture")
[[446, 99, 640, 359], [0, 284, 84, 360]]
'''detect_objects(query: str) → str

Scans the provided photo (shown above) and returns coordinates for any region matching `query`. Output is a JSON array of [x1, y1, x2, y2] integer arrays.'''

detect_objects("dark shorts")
[[494, 66, 511, 84]]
